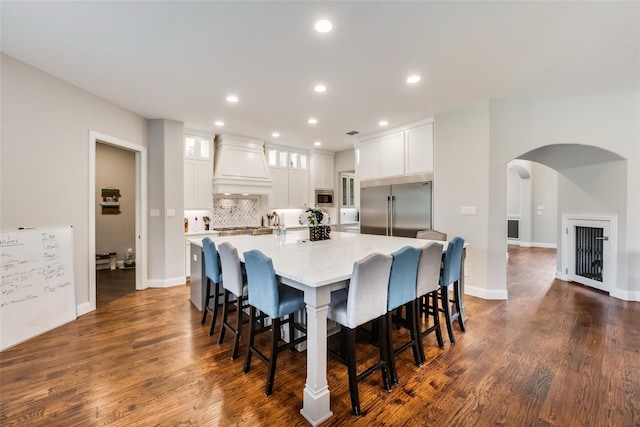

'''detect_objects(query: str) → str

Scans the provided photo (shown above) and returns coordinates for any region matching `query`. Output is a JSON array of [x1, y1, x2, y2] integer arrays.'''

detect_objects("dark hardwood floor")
[[96, 268, 136, 306], [1, 246, 639, 426]]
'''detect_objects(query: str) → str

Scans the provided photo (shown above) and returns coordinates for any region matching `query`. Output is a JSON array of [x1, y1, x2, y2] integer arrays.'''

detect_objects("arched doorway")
[[507, 144, 625, 294]]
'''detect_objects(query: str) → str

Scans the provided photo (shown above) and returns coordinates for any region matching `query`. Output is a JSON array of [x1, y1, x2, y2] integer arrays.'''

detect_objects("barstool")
[[327, 252, 393, 417], [385, 246, 422, 386], [242, 249, 307, 396], [217, 242, 248, 360], [415, 241, 445, 362], [201, 238, 223, 336], [439, 237, 466, 344]]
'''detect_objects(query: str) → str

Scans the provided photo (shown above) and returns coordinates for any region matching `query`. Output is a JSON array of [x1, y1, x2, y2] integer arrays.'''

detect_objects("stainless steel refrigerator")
[[360, 176, 432, 238]]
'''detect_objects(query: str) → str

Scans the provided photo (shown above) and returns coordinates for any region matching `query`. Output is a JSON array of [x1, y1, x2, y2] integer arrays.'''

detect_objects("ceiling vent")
[[346, 130, 359, 136]]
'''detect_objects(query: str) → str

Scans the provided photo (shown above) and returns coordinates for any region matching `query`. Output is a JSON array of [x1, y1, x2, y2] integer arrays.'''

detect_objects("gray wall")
[[531, 162, 558, 246], [95, 143, 136, 259], [488, 94, 639, 299], [1, 54, 148, 307]]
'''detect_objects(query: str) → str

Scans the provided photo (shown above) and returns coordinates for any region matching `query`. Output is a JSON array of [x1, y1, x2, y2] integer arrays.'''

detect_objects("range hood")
[[212, 133, 272, 195]]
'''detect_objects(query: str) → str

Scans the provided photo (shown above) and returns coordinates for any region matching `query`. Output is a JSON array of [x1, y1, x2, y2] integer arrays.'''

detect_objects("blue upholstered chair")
[[385, 246, 422, 386], [327, 252, 393, 417], [242, 249, 306, 396], [201, 238, 223, 336], [217, 242, 248, 360], [416, 241, 445, 361], [439, 237, 466, 344]]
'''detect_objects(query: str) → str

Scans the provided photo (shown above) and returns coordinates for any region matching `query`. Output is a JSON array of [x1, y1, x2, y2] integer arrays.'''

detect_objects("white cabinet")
[[340, 173, 356, 207], [356, 121, 433, 181], [311, 152, 335, 190], [267, 146, 309, 208], [405, 123, 434, 175], [184, 135, 213, 210], [379, 131, 405, 178], [357, 138, 381, 181]]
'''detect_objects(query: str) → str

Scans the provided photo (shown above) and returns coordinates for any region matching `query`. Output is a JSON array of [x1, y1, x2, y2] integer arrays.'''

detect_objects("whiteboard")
[[1, 227, 76, 350]]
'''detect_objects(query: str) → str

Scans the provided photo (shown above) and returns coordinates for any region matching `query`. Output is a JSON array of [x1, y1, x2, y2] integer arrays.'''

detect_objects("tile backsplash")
[[212, 196, 260, 227]]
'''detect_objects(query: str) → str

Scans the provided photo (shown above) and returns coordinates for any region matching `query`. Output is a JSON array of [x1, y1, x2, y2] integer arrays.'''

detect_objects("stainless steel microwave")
[[315, 189, 334, 207]]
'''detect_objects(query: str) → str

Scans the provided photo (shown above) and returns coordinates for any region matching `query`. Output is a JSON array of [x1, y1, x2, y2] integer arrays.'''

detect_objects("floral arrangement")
[[299, 207, 326, 227]]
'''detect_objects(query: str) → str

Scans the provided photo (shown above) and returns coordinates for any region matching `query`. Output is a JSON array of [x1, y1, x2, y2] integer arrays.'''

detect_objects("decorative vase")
[[309, 225, 331, 241]]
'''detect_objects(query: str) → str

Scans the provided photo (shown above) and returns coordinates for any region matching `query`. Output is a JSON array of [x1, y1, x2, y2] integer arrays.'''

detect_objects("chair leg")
[[243, 306, 256, 374], [265, 317, 281, 396], [231, 295, 243, 360], [441, 285, 456, 344], [431, 291, 444, 349], [453, 280, 466, 332], [385, 312, 398, 386], [201, 278, 211, 324], [208, 281, 220, 336], [217, 290, 230, 345], [406, 301, 423, 367], [346, 327, 361, 417], [378, 317, 392, 392]]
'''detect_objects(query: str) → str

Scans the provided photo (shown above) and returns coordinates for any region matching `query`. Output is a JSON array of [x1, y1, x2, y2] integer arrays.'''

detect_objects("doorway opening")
[[95, 142, 136, 305], [507, 143, 625, 297], [89, 131, 147, 312]]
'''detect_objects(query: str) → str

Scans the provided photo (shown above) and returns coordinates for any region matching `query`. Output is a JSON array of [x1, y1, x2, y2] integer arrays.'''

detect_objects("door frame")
[[561, 213, 617, 293], [89, 130, 147, 311]]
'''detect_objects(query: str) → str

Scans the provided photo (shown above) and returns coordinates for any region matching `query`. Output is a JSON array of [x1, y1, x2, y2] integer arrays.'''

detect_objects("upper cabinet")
[[184, 134, 213, 210], [267, 145, 309, 209], [311, 152, 335, 190], [356, 121, 433, 181]]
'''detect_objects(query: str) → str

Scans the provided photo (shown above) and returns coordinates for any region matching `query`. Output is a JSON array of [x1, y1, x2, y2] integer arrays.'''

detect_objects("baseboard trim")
[[556, 271, 569, 281], [77, 302, 92, 316], [509, 240, 557, 249], [465, 284, 508, 300], [147, 276, 186, 288], [610, 288, 640, 302]]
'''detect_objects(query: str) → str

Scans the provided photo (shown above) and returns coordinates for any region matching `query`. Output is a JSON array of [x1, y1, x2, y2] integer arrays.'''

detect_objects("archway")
[[507, 143, 626, 294]]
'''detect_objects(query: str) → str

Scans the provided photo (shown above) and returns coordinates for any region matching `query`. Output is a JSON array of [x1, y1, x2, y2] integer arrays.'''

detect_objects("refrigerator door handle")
[[386, 196, 390, 236], [389, 195, 395, 237]]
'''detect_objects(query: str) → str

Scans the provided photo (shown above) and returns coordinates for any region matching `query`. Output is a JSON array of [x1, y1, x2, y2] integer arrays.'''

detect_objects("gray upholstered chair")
[[439, 237, 466, 344], [217, 242, 248, 360], [242, 249, 306, 396], [327, 252, 393, 417], [385, 246, 422, 386], [416, 229, 447, 241], [201, 237, 223, 336], [415, 241, 445, 361]]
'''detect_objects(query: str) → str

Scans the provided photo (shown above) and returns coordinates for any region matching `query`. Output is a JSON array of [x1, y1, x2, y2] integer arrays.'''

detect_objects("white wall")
[[434, 102, 497, 298], [531, 162, 558, 246], [147, 119, 185, 287], [95, 143, 136, 260], [489, 94, 640, 299], [1, 54, 148, 307]]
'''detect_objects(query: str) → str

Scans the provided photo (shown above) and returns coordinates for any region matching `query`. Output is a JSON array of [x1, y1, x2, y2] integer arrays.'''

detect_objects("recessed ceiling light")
[[224, 193, 231, 196], [272, 132, 280, 137], [406, 75, 421, 84], [314, 141, 322, 146], [315, 20, 333, 33], [242, 193, 249, 196], [308, 118, 318, 125], [214, 121, 224, 127], [226, 95, 239, 103], [379, 120, 389, 127], [314, 84, 327, 93]]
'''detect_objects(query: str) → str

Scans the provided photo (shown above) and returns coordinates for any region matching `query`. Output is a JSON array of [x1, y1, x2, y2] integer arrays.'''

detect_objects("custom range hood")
[[212, 133, 272, 195]]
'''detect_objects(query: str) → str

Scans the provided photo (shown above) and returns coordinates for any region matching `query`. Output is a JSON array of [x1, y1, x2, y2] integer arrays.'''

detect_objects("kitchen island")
[[189, 230, 461, 426]]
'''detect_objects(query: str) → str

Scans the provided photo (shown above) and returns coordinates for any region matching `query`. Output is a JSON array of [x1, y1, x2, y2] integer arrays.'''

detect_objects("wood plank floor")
[[1, 247, 639, 426]]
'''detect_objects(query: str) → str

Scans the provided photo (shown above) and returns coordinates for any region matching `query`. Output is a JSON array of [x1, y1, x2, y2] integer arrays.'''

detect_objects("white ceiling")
[[2, 1, 638, 152]]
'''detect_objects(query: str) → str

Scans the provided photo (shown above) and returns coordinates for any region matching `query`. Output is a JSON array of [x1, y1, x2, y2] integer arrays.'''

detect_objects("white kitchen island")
[[189, 230, 455, 426]]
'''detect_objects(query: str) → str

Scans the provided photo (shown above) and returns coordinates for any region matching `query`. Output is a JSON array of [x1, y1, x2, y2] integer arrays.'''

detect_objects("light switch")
[[150, 209, 160, 217], [461, 206, 477, 215], [193, 254, 197, 262], [166, 209, 176, 217]]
